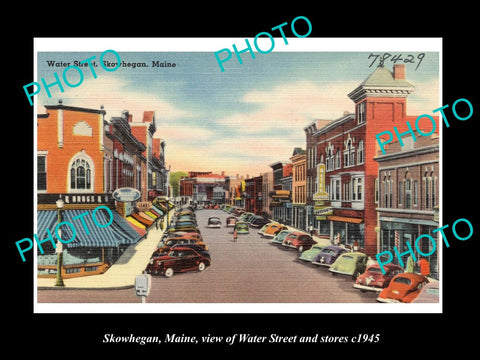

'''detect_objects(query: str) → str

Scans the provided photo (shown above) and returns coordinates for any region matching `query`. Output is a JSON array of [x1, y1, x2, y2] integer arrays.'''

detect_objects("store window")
[[68, 152, 94, 192]]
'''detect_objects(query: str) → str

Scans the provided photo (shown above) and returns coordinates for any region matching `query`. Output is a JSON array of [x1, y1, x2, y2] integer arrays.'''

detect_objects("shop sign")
[[314, 206, 333, 216], [112, 187, 141, 202], [312, 164, 329, 201], [136, 201, 152, 211]]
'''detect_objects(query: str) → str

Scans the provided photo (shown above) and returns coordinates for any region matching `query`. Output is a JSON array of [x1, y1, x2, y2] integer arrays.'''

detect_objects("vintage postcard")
[[31, 37, 442, 313]]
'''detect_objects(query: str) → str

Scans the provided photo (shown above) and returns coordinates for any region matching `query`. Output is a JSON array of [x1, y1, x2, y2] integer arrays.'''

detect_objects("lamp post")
[[55, 197, 65, 287]]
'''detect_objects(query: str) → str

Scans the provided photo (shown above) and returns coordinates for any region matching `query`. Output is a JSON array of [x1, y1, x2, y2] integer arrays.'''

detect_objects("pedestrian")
[[159, 219, 164, 231], [309, 224, 314, 236], [233, 229, 238, 242], [419, 256, 430, 277], [352, 240, 359, 252], [406, 255, 415, 273]]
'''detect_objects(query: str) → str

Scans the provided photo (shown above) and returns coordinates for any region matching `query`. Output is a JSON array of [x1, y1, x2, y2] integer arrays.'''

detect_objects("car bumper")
[[353, 284, 382, 292], [376, 297, 401, 303], [207, 225, 221, 228], [312, 261, 331, 267], [329, 268, 352, 275]]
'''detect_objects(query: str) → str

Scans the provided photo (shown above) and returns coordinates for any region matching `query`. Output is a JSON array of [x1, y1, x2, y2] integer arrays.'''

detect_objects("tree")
[[169, 171, 188, 197]]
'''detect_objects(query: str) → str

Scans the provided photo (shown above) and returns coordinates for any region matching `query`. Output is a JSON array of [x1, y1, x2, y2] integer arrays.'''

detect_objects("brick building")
[[375, 131, 440, 278]]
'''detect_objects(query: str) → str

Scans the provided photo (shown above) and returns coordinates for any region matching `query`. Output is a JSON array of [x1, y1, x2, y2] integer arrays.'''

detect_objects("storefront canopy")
[[36, 209, 141, 248]]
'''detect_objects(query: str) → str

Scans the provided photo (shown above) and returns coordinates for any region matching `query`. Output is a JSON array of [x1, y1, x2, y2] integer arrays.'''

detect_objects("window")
[[326, 147, 334, 171], [69, 153, 94, 192], [335, 149, 341, 169], [357, 140, 364, 165], [344, 138, 355, 167], [413, 181, 418, 206], [37, 155, 47, 191], [342, 182, 350, 201], [331, 178, 341, 201], [352, 176, 363, 201], [357, 102, 366, 124], [398, 181, 403, 206], [404, 179, 412, 209]]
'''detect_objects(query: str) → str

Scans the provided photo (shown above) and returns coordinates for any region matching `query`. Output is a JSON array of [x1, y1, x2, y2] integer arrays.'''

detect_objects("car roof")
[[289, 230, 310, 236], [392, 272, 426, 281]]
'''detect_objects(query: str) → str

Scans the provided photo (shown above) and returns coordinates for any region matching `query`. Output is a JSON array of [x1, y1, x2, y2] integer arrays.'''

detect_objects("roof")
[[361, 65, 414, 88]]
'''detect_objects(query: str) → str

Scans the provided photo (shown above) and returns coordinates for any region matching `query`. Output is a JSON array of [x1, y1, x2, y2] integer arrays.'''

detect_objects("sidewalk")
[[37, 212, 171, 290]]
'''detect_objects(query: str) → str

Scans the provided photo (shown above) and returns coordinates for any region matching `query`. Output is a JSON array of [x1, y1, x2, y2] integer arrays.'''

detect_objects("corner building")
[[310, 64, 418, 256]]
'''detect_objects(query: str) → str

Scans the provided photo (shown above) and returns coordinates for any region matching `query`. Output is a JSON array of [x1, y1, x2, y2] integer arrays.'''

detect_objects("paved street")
[[37, 209, 378, 304]]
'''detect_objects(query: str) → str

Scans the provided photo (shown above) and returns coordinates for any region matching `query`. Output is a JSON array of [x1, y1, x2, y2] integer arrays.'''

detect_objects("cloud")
[[37, 75, 192, 122]]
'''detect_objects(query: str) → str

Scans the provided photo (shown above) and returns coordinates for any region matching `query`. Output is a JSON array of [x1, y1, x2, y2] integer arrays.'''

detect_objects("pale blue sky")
[[36, 50, 440, 175]]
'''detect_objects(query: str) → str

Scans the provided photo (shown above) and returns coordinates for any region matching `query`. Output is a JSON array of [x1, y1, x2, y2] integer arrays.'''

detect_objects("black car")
[[249, 216, 270, 228]]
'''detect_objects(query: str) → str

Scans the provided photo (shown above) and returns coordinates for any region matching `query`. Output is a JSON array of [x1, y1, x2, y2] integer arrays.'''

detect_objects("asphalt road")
[[37, 209, 378, 304]]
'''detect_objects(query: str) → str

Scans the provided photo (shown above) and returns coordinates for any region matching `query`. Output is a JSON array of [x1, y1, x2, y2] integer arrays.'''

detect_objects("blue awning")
[[152, 205, 165, 215], [36, 209, 141, 248]]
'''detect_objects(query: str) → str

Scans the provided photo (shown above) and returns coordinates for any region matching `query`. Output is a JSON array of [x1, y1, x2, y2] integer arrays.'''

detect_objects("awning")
[[327, 215, 363, 224], [126, 216, 147, 236], [130, 212, 153, 227], [152, 205, 165, 215], [36, 209, 141, 249]]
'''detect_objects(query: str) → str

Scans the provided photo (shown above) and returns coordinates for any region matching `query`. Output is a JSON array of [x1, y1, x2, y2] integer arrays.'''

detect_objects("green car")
[[269, 230, 292, 245], [299, 244, 328, 262], [234, 221, 250, 234], [329, 252, 367, 277]]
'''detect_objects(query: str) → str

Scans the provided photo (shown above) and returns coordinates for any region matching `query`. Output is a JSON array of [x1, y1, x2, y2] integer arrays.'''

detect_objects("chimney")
[[393, 64, 405, 80]]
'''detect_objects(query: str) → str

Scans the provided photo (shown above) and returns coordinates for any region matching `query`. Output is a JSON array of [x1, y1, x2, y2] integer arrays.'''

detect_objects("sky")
[[35, 39, 440, 177]]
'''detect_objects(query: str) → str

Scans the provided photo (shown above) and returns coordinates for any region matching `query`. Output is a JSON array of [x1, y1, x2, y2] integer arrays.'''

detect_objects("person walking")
[[419, 256, 430, 277], [406, 255, 415, 273], [233, 229, 238, 242]]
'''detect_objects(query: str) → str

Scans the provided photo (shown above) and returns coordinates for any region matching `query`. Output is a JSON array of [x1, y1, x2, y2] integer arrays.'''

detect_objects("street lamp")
[[55, 197, 65, 287]]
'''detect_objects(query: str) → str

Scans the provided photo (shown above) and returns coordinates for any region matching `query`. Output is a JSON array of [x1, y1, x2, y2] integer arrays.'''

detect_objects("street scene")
[[37, 208, 378, 303], [33, 39, 441, 309]]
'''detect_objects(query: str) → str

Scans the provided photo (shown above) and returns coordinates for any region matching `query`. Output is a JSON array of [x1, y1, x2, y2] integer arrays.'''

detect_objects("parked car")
[[258, 222, 287, 238], [377, 273, 429, 303], [299, 243, 328, 262], [156, 237, 208, 254], [312, 246, 349, 267], [207, 216, 222, 228], [234, 221, 250, 234], [269, 230, 292, 245], [196, 204, 204, 210], [412, 279, 439, 303], [353, 263, 404, 292], [282, 231, 317, 252], [145, 247, 211, 277], [249, 216, 271, 229], [226, 216, 237, 227], [233, 208, 245, 217], [170, 243, 211, 259], [163, 231, 203, 242], [329, 252, 368, 277], [239, 212, 254, 221]]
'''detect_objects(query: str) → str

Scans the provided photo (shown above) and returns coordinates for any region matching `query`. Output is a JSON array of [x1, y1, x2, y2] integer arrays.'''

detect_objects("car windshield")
[[368, 267, 383, 274], [236, 224, 248, 230], [393, 277, 412, 285], [288, 234, 298, 239], [341, 255, 354, 261], [321, 249, 336, 255]]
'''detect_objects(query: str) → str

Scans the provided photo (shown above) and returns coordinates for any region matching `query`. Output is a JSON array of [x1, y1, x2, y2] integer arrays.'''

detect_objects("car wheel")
[[164, 268, 174, 277], [198, 262, 206, 272]]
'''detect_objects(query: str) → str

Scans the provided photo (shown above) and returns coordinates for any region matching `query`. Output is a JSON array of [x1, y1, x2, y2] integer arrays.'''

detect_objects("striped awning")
[[152, 205, 165, 215], [36, 209, 141, 249]]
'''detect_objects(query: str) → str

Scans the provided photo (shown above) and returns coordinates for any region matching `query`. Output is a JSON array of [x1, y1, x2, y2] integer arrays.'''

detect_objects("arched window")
[[68, 152, 94, 193]]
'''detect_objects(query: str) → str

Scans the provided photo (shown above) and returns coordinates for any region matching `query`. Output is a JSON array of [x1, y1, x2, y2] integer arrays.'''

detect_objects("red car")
[[377, 273, 429, 303], [354, 263, 404, 292], [145, 247, 211, 277], [282, 231, 317, 253]]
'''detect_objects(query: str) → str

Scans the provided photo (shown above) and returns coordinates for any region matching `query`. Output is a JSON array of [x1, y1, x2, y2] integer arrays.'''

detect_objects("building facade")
[[375, 132, 440, 278]]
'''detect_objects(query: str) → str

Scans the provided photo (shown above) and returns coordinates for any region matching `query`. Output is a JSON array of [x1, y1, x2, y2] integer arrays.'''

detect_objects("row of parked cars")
[[220, 205, 439, 303], [144, 207, 212, 277]]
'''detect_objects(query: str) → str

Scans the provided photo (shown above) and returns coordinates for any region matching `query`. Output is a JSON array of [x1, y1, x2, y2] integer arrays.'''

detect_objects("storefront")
[[379, 217, 439, 279]]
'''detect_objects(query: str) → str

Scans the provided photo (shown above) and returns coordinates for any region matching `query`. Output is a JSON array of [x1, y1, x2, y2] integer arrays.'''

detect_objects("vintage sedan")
[[412, 279, 439, 303], [299, 243, 328, 262], [269, 230, 293, 245], [354, 263, 404, 292], [312, 246, 349, 267], [329, 252, 368, 277], [377, 273, 429, 303], [282, 231, 317, 252], [226, 216, 237, 227], [207, 216, 222, 228], [170, 243, 211, 259], [234, 221, 250, 234], [249, 216, 270, 229], [155, 237, 208, 254], [145, 247, 211, 277], [258, 222, 287, 238]]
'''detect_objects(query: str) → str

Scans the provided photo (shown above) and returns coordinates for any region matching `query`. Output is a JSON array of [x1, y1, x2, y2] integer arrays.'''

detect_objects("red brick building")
[[308, 64, 425, 255]]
